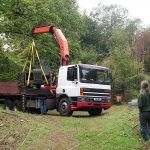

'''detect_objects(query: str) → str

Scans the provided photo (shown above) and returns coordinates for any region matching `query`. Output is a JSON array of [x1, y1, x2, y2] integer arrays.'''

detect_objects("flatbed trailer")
[[0, 82, 20, 98], [0, 80, 112, 116], [0, 82, 56, 112]]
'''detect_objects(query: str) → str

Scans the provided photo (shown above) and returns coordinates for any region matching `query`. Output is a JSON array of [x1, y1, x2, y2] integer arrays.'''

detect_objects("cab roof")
[[79, 64, 109, 70], [61, 64, 109, 70]]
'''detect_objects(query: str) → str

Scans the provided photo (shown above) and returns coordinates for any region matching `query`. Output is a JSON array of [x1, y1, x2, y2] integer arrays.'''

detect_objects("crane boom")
[[32, 25, 69, 66]]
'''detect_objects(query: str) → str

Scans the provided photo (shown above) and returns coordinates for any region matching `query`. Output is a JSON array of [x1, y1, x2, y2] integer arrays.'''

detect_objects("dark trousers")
[[40, 98, 47, 114], [139, 111, 150, 141]]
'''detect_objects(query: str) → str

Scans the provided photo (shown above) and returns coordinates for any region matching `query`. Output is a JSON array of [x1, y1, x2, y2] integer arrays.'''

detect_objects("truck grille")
[[83, 88, 110, 97]]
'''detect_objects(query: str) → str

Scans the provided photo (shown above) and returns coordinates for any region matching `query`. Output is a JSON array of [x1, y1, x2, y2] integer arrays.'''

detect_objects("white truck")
[[32, 24, 112, 116], [54, 64, 112, 116], [0, 24, 112, 116]]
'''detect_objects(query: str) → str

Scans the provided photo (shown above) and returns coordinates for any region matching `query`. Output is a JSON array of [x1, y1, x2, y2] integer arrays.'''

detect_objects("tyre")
[[58, 98, 73, 116], [88, 108, 102, 116], [13, 100, 22, 111], [36, 108, 41, 114], [5, 99, 13, 110], [34, 108, 41, 114]]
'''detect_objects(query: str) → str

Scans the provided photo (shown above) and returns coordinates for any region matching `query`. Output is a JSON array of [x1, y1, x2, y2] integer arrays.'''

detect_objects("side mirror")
[[108, 73, 112, 80]]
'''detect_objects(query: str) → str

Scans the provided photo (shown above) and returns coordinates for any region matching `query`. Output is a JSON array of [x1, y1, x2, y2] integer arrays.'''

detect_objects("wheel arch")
[[56, 94, 71, 111]]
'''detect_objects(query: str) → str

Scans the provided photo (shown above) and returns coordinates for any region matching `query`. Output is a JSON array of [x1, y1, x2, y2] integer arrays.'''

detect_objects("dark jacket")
[[138, 92, 150, 112]]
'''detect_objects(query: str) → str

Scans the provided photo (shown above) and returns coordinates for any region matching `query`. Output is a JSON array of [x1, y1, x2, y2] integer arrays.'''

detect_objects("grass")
[[0, 103, 149, 150]]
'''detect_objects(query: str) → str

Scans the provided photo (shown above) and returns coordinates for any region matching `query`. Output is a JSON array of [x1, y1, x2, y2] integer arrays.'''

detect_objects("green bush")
[[144, 74, 150, 82], [125, 74, 145, 99], [0, 52, 19, 82], [126, 74, 145, 90]]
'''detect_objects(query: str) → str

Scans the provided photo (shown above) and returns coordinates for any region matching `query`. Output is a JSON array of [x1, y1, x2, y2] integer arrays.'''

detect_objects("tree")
[[80, 15, 104, 57], [80, 4, 130, 58], [102, 27, 141, 99], [0, 0, 84, 68], [90, 4, 129, 36], [0, 51, 19, 81], [73, 48, 99, 65]]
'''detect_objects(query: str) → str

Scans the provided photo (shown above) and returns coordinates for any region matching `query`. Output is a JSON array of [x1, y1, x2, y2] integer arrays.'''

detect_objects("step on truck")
[[0, 24, 112, 116]]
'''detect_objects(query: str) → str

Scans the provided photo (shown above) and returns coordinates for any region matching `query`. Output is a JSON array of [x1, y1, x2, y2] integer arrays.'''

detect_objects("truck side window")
[[67, 66, 77, 81]]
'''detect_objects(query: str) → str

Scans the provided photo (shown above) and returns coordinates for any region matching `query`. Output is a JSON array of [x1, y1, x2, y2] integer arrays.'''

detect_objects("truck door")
[[65, 66, 79, 96]]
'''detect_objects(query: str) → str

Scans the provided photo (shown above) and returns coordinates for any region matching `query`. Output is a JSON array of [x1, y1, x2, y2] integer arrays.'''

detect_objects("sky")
[[77, 0, 150, 26]]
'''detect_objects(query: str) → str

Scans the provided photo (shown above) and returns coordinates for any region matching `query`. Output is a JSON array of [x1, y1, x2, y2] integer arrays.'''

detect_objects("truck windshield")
[[79, 66, 110, 84]]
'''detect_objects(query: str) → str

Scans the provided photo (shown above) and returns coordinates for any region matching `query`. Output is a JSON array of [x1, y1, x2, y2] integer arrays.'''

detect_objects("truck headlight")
[[80, 88, 84, 96]]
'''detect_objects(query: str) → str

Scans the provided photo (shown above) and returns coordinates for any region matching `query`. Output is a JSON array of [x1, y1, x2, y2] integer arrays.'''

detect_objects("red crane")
[[32, 25, 69, 66]]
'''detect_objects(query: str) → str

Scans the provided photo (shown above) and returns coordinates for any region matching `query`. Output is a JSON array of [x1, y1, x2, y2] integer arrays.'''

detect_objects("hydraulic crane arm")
[[32, 25, 69, 66]]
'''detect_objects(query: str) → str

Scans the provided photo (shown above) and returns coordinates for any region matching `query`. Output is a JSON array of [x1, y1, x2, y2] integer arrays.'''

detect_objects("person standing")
[[36, 84, 47, 115], [39, 97, 47, 115], [138, 80, 150, 141]]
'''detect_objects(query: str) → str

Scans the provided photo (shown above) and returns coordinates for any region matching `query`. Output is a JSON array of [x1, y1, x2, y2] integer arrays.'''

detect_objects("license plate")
[[93, 98, 102, 101]]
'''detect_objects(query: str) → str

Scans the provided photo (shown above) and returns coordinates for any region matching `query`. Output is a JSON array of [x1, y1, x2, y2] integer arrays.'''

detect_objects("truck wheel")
[[36, 108, 41, 114], [5, 99, 13, 110], [14, 100, 21, 111], [58, 98, 73, 116], [88, 108, 102, 116]]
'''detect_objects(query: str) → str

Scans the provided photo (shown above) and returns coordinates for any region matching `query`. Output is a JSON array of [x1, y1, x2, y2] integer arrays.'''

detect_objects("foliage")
[[103, 28, 140, 83], [144, 74, 150, 81], [0, 0, 147, 99], [81, 4, 142, 62], [89, 4, 129, 56], [126, 74, 145, 91], [144, 53, 150, 73], [72, 48, 99, 64], [102, 27, 142, 99], [0, 0, 84, 68], [80, 15, 103, 57], [0, 51, 19, 81], [125, 74, 145, 99], [90, 4, 129, 35]]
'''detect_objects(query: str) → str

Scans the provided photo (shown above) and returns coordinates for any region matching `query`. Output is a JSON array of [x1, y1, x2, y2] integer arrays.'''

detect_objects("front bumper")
[[70, 101, 112, 111]]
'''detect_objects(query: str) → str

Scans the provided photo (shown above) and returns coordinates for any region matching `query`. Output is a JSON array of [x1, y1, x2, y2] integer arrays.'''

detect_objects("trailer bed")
[[0, 82, 20, 96], [0, 82, 53, 97]]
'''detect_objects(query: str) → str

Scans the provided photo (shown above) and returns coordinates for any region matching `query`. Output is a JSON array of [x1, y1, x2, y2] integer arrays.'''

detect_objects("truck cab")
[[56, 64, 112, 116]]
